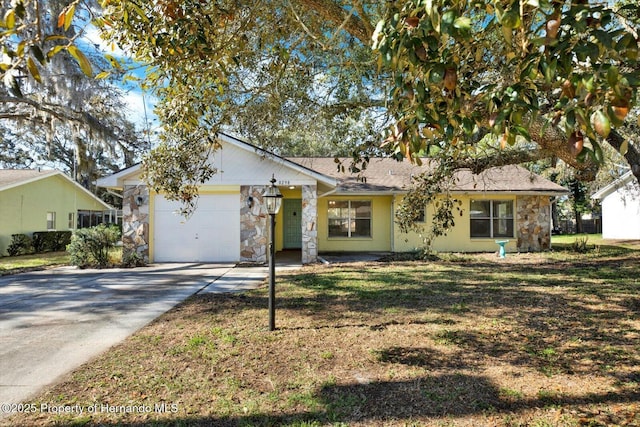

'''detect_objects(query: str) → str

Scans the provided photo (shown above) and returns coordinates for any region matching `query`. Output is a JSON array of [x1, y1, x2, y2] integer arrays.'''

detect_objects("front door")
[[283, 199, 302, 249]]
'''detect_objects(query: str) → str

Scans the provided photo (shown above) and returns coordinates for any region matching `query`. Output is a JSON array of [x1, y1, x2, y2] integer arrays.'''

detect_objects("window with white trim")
[[470, 200, 514, 238], [328, 200, 371, 238], [46, 212, 56, 230]]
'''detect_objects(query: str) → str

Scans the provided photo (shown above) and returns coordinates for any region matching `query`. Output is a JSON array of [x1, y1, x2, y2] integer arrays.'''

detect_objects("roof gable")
[[0, 169, 112, 209], [97, 133, 337, 189], [592, 171, 638, 200]]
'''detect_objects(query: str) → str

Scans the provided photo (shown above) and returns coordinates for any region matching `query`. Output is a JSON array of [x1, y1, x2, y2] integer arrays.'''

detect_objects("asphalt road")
[[0, 263, 237, 410]]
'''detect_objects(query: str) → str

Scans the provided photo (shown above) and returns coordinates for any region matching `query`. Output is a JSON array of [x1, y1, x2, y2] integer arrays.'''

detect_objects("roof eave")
[[591, 170, 635, 200], [0, 170, 58, 192]]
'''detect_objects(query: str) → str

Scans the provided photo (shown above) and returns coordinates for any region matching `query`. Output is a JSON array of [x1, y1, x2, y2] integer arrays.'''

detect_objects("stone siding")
[[301, 185, 318, 264], [122, 185, 149, 263], [240, 186, 268, 263], [517, 195, 551, 252]]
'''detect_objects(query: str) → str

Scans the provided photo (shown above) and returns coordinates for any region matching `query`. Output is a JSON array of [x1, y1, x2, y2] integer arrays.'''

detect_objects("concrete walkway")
[[0, 260, 300, 413]]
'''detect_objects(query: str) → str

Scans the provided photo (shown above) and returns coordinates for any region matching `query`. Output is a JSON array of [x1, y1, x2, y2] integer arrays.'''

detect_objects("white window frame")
[[46, 212, 56, 230], [327, 200, 372, 238], [470, 199, 514, 238]]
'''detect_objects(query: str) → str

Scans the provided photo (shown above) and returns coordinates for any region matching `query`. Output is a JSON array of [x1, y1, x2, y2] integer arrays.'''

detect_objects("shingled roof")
[[0, 169, 58, 191], [289, 158, 568, 195]]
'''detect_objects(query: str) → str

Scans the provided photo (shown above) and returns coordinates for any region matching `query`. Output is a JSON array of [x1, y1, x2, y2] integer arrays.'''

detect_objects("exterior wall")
[[122, 185, 149, 263], [516, 195, 552, 251], [393, 194, 520, 253], [601, 184, 640, 239], [301, 185, 318, 264], [239, 185, 319, 264], [0, 174, 108, 256], [240, 185, 269, 263], [317, 195, 393, 252]]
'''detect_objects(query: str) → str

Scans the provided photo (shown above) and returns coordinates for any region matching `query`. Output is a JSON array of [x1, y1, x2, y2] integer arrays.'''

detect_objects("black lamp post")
[[263, 174, 283, 331]]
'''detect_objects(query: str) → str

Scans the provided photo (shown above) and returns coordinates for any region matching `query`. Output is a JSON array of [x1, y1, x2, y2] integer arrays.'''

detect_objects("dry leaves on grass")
[[3, 249, 640, 426]]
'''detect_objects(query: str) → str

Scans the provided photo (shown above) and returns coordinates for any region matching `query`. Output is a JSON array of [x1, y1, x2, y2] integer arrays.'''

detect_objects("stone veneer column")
[[122, 185, 150, 263], [517, 195, 551, 252], [240, 186, 268, 263], [301, 185, 318, 264]]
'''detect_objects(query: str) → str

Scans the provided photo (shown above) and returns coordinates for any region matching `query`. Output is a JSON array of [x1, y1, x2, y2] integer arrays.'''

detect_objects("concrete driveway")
[[0, 263, 263, 409]]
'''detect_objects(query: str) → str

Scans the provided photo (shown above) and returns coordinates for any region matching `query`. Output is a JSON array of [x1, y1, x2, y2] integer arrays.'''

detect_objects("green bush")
[[67, 224, 121, 268], [121, 251, 146, 268], [32, 231, 72, 253], [6, 234, 33, 256]]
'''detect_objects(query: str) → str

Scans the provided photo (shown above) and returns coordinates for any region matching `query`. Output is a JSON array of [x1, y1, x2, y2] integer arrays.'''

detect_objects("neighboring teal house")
[[0, 169, 114, 256]]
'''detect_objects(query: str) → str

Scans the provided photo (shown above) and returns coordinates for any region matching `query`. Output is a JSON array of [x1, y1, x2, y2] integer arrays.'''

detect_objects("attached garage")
[[153, 194, 240, 262], [96, 133, 337, 264]]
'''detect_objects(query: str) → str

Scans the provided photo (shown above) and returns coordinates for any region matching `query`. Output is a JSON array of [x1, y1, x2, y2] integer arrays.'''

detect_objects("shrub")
[[67, 224, 121, 268], [571, 235, 591, 253], [32, 231, 72, 253], [6, 234, 32, 256], [121, 251, 146, 268]]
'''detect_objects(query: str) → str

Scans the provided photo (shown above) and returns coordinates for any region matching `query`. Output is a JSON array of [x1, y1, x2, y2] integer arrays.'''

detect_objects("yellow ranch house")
[[0, 169, 114, 256], [97, 133, 568, 264]]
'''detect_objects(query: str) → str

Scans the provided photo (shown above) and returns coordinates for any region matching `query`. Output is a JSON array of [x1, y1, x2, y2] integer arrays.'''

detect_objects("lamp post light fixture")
[[263, 174, 283, 331]]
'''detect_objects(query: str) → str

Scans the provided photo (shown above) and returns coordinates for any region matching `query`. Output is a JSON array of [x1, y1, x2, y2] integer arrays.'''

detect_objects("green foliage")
[[6, 234, 33, 256], [374, 0, 640, 171], [0, 1, 144, 186], [0, 0, 93, 90], [67, 224, 121, 268], [32, 231, 72, 253], [121, 250, 146, 268], [97, 0, 389, 210], [395, 160, 463, 251]]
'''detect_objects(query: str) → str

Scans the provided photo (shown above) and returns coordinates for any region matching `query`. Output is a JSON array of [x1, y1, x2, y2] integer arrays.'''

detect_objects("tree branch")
[[293, 0, 372, 43], [606, 129, 640, 184], [454, 147, 552, 174]]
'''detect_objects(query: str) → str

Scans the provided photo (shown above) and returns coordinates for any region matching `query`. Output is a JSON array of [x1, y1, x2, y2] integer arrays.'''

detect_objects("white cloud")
[[122, 89, 158, 131], [83, 26, 126, 57]]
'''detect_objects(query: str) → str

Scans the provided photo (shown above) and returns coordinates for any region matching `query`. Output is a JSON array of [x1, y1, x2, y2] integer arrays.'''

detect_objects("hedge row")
[[6, 231, 72, 256]]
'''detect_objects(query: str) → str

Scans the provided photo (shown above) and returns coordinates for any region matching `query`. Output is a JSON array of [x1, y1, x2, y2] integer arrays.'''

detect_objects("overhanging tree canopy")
[[0, 0, 144, 185], [96, 1, 639, 194], [4, 1, 639, 217]]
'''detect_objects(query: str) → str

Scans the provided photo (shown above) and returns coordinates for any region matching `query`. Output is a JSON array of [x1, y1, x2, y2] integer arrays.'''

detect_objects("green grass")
[[0, 247, 124, 275], [552, 233, 640, 250], [0, 251, 70, 275]]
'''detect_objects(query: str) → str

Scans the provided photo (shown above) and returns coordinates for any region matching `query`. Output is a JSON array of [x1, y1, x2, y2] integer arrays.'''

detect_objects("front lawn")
[[0, 251, 69, 275], [4, 246, 640, 426]]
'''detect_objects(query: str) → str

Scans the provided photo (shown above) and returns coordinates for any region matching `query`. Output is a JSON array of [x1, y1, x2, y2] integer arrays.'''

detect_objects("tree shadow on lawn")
[[196, 255, 640, 381], [14, 255, 640, 427], [53, 373, 640, 426]]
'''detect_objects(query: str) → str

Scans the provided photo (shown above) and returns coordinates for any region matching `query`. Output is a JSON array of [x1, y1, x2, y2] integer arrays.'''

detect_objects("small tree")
[[67, 224, 121, 268], [6, 234, 33, 256]]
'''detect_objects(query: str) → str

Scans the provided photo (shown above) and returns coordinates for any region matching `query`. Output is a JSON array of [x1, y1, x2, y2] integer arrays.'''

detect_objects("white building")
[[591, 171, 640, 240]]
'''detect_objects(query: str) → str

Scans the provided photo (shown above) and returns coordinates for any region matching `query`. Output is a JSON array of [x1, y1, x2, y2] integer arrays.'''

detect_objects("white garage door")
[[153, 194, 240, 262]]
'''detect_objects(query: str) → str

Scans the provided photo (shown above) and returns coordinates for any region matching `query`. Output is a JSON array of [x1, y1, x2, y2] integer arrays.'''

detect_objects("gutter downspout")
[[391, 195, 395, 252]]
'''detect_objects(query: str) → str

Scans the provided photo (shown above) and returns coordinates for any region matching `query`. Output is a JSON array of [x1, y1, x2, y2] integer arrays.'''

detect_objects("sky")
[[84, 26, 158, 136]]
